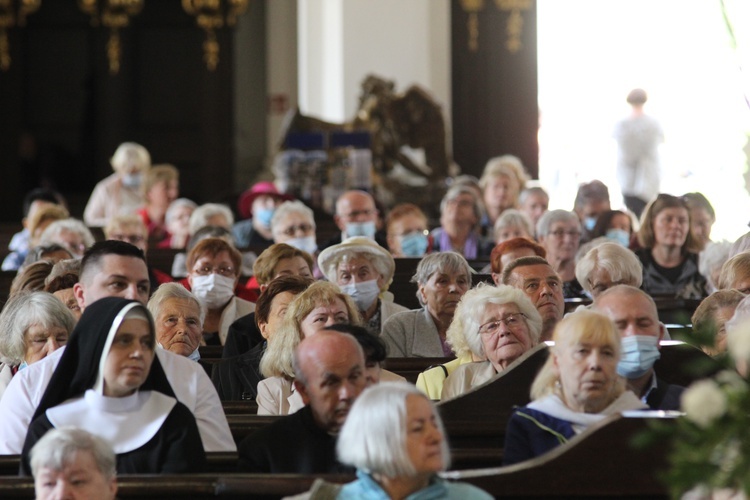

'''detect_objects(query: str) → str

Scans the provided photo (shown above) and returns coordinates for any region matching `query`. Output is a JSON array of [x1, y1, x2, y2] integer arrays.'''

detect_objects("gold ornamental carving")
[[0, 0, 41, 71], [459, 0, 532, 53], [78, 0, 144, 74], [182, 0, 249, 71]]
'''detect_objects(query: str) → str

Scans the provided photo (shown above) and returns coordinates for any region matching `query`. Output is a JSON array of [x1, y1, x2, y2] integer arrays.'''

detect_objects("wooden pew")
[[447, 414, 673, 498], [383, 357, 453, 384], [0, 417, 674, 498], [436, 344, 549, 469], [146, 247, 181, 275], [0, 473, 355, 499], [0, 452, 240, 476]]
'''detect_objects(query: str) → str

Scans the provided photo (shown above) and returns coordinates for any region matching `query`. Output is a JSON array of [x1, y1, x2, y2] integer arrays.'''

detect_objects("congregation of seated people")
[[3, 140, 749, 498]]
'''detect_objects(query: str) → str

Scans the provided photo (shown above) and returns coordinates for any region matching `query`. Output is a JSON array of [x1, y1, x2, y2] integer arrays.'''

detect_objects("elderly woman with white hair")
[[537, 209, 586, 298], [189, 203, 234, 237], [334, 382, 492, 499], [318, 236, 408, 336], [270, 200, 318, 256], [492, 208, 534, 244], [382, 252, 472, 358], [0, 291, 77, 399], [503, 310, 647, 465], [158, 198, 197, 249], [575, 242, 643, 299], [148, 283, 205, 361], [441, 283, 543, 400], [39, 218, 96, 259], [431, 184, 493, 259], [31, 427, 117, 500], [699, 241, 732, 294], [84, 142, 151, 227]]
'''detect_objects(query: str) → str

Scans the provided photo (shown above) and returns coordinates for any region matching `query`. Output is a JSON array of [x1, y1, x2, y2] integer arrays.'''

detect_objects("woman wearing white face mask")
[[84, 142, 151, 228], [270, 201, 319, 257], [186, 237, 255, 346], [318, 237, 409, 336]]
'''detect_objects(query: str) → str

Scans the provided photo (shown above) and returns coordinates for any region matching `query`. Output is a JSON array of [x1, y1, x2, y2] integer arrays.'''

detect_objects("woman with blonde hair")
[[503, 310, 646, 465], [84, 142, 151, 227], [256, 281, 361, 415], [479, 155, 529, 234]]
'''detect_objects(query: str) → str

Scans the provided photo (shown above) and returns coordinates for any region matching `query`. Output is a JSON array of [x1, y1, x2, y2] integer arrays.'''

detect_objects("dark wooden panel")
[[451, 1, 539, 179]]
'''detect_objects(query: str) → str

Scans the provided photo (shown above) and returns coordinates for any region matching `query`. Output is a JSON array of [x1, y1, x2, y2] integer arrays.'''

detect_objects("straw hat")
[[318, 236, 396, 286]]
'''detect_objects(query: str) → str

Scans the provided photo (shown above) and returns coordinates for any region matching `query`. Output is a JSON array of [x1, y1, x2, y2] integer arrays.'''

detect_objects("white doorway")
[[537, 0, 750, 241]]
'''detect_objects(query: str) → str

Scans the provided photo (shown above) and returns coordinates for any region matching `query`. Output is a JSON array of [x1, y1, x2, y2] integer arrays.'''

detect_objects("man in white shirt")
[[0, 240, 236, 454]]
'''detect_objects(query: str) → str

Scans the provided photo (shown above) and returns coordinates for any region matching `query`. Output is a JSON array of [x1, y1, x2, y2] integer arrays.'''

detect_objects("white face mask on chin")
[[191, 273, 236, 309]]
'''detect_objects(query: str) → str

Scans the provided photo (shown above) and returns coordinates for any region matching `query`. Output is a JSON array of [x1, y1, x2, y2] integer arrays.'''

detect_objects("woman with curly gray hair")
[[441, 283, 542, 400], [0, 291, 77, 399]]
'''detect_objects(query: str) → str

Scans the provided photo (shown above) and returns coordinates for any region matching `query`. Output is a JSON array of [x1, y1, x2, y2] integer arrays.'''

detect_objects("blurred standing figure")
[[613, 89, 663, 218], [84, 142, 151, 227]]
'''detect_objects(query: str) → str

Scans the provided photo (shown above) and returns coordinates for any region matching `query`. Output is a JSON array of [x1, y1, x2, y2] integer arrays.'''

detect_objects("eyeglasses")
[[192, 265, 235, 277], [342, 209, 376, 219], [446, 198, 474, 209], [279, 223, 314, 237], [548, 230, 581, 239], [111, 234, 145, 244], [478, 313, 527, 335]]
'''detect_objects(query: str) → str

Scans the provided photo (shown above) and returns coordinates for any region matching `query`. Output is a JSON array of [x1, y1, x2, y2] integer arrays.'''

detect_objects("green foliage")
[[641, 366, 750, 499]]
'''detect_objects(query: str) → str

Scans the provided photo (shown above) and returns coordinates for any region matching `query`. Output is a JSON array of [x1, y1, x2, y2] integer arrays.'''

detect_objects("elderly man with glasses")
[[320, 190, 389, 251]]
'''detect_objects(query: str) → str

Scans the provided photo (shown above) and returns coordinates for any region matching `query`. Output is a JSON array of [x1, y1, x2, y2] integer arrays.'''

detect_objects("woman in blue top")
[[336, 382, 492, 500], [503, 310, 647, 465]]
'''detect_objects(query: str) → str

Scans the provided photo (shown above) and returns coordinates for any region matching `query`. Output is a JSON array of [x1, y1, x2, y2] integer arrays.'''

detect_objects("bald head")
[[334, 190, 378, 236], [293, 330, 366, 433], [594, 284, 663, 340]]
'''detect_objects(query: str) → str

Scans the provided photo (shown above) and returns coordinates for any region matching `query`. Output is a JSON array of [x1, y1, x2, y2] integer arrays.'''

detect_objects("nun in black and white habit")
[[21, 297, 206, 475]]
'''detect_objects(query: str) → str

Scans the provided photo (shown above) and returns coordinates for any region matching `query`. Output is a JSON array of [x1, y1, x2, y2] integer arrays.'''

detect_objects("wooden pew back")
[[449, 414, 673, 498]]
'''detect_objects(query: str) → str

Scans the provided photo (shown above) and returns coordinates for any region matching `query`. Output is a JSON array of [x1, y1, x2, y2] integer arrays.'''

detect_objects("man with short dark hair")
[[502, 256, 564, 341], [0, 241, 236, 454], [237, 330, 366, 473], [73, 240, 151, 309], [593, 284, 683, 410]]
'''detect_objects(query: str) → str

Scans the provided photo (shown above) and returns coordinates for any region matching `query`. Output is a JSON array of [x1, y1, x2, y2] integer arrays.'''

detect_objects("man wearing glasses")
[[536, 209, 586, 299], [320, 190, 389, 251]]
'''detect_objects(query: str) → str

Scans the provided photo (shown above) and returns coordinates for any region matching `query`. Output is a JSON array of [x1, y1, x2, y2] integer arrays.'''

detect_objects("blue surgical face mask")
[[339, 278, 380, 311], [286, 235, 318, 255], [606, 228, 631, 247], [345, 221, 376, 239], [399, 232, 429, 257], [122, 172, 142, 188], [18, 360, 28, 371], [617, 335, 661, 379], [583, 216, 597, 232], [255, 208, 275, 228]]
